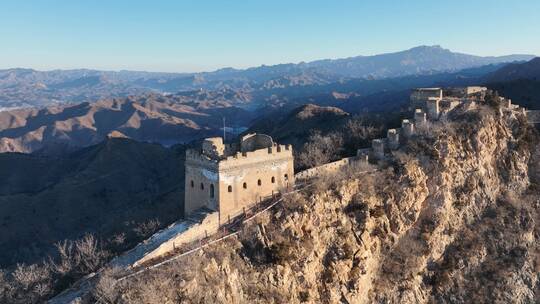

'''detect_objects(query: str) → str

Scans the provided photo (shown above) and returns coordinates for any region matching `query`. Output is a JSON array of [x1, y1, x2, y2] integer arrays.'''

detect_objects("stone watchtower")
[[184, 133, 294, 224]]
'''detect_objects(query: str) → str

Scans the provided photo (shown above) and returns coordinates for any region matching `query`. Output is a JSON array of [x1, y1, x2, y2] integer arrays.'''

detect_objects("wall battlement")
[[186, 143, 293, 168], [358, 87, 528, 161]]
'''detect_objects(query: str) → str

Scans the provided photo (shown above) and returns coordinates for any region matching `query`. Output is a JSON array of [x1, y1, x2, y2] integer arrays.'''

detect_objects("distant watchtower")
[[184, 133, 294, 223], [410, 88, 443, 110]]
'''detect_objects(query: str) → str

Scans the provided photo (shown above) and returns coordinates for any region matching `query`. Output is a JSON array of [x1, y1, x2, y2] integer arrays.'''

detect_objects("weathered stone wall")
[[217, 144, 294, 222], [410, 88, 442, 101], [184, 151, 220, 215], [134, 211, 220, 266], [295, 156, 367, 180]]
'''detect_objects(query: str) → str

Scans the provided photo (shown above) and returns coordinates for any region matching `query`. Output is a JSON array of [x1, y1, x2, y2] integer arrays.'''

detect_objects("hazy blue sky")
[[1, 0, 539, 72]]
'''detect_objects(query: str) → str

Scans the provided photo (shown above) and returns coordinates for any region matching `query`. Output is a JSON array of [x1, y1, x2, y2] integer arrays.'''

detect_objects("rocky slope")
[[107, 103, 539, 303]]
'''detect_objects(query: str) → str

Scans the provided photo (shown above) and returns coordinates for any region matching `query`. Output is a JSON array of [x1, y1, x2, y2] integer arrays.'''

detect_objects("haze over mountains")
[[0, 45, 537, 153], [0, 45, 534, 110]]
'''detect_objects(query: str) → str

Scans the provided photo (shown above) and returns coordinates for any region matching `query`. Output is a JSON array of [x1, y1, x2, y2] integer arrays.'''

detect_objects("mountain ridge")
[[0, 46, 534, 109], [484, 57, 540, 110]]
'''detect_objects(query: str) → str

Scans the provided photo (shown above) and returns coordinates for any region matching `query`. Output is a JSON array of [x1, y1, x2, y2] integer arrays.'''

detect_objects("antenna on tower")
[[223, 117, 226, 142]]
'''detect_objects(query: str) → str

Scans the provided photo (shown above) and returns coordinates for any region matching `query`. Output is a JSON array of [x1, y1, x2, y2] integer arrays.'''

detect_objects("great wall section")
[[49, 86, 539, 303]]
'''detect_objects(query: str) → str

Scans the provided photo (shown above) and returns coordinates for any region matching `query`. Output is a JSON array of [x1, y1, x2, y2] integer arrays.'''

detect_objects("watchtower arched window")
[[190, 180, 194, 188], [228, 185, 232, 192], [271, 176, 275, 183], [210, 184, 214, 198], [200, 183, 204, 190], [284, 174, 289, 181], [243, 182, 247, 189], [257, 179, 262, 186]]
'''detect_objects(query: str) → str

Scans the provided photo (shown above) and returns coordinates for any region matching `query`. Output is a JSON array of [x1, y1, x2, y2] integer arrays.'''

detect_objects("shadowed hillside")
[[247, 104, 350, 144], [485, 57, 540, 110], [0, 138, 185, 267]]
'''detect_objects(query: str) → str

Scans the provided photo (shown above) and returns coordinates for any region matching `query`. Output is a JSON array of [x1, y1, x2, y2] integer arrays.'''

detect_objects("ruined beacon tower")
[[184, 133, 294, 223]]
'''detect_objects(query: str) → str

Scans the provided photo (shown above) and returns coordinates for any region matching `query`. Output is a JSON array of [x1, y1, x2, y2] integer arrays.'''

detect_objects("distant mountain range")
[[0, 46, 538, 154], [0, 63, 512, 153], [0, 45, 534, 109], [485, 57, 540, 82]]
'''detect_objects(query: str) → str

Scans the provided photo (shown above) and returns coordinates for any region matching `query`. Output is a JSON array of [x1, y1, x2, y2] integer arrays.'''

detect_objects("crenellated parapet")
[[219, 143, 293, 170]]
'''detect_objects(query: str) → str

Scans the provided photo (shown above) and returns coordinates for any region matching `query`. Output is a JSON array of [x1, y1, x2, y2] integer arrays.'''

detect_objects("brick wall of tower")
[[184, 143, 294, 224], [184, 152, 220, 216]]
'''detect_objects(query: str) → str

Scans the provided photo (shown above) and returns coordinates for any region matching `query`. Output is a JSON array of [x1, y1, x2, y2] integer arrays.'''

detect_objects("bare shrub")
[[121, 273, 177, 304], [342, 117, 379, 152], [12, 263, 51, 291], [282, 191, 308, 213], [270, 241, 296, 264], [1, 233, 111, 304], [133, 218, 161, 238], [52, 239, 77, 275], [111, 232, 126, 246], [75, 234, 109, 273], [93, 267, 121, 304], [297, 131, 343, 169], [0, 269, 14, 302], [308, 173, 333, 194], [6, 262, 53, 303], [51, 233, 109, 276]]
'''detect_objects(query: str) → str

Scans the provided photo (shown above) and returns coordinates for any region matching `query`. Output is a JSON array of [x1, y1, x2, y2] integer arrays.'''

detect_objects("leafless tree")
[[133, 218, 161, 238], [0, 269, 13, 302], [75, 234, 109, 273], [7, 263, 53, 303], [344, 117, 378, 144], [111, 232, 126, 246], [52, 239, 77, 275], [297, 131, 344, 169]]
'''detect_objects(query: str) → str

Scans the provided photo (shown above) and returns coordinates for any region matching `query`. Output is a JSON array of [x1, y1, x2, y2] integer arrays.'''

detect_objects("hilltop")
[[247, 104, 349, 142]]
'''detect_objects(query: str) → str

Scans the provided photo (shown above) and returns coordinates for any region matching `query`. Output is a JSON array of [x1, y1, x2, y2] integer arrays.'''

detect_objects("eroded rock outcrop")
[[108, 104, 539, 304]]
